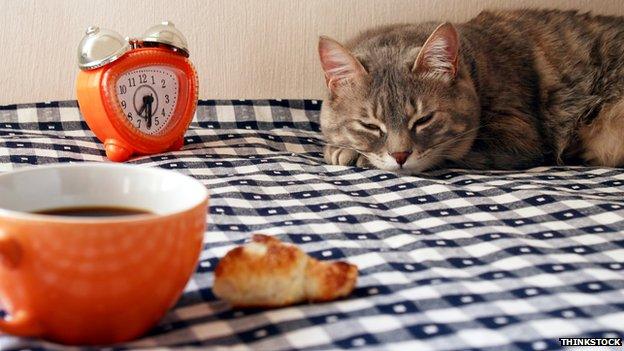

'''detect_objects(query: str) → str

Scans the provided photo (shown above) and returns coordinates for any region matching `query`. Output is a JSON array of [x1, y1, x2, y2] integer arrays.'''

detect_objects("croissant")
[[213, 234, 358, 308]]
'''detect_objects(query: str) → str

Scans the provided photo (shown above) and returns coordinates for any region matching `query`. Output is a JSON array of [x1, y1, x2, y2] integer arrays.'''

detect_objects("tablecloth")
[[0, 100, 623, 351]]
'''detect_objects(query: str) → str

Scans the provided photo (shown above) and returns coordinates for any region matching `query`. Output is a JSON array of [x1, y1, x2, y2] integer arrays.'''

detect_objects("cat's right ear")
[[318, 36, 367, 92]]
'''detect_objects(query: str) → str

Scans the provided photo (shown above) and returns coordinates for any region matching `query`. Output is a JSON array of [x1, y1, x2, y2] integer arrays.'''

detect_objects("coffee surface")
[[35, 206, 152, 217]]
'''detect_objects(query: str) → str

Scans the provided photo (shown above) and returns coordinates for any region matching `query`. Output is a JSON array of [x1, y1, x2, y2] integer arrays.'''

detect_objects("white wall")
[[1, 0, 623, 104]]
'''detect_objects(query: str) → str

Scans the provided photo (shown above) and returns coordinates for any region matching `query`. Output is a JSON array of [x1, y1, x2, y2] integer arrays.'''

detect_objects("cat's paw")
[[324, 145, 364, 166], [354, 154, 370, 167]]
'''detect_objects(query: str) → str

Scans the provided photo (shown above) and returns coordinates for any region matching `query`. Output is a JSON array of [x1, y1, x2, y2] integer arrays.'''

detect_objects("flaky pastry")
[[213, 234, 358, 308]]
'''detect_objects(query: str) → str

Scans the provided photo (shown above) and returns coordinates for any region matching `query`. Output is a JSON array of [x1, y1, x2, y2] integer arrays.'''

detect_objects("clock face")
[[115, 66, 179, 135]]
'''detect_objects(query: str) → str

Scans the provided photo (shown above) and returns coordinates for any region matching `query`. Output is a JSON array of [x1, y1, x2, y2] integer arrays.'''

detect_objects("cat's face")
[[319, 24, 480, 173]]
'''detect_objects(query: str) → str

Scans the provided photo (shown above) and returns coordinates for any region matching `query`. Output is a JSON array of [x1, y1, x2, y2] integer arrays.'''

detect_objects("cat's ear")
[[318, 36, 367, 92], [413, 23, 460, 80]]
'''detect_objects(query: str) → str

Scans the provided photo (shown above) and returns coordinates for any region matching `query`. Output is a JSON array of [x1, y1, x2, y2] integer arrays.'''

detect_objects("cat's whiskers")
[[418, 126, 483, 160], [403, 125, 494, 172], [318, 141, 370, 156], [320, 126, 483, 171]]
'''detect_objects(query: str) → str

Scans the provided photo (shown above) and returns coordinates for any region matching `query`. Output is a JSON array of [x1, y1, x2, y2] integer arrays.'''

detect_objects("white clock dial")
[[115, 66, 179, 135]]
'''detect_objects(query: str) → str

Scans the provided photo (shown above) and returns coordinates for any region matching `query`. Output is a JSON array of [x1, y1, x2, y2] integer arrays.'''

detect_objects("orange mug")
[[0, 163, 208, 345]]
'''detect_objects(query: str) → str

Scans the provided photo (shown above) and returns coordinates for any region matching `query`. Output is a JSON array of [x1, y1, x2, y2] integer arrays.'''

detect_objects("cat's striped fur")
[[318, 9, 624, 172]]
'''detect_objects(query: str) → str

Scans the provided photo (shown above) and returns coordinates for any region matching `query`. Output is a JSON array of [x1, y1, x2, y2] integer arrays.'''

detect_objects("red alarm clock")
[[76, 22, 198, 162]]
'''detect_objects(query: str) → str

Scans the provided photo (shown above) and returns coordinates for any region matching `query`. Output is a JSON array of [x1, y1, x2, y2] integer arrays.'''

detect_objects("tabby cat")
[[318, 9, 624, 173]]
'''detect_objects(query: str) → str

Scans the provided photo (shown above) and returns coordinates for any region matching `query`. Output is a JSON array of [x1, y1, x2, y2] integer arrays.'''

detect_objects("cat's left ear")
[[318, 36, 368, 92], [413, 23, 460, 80]]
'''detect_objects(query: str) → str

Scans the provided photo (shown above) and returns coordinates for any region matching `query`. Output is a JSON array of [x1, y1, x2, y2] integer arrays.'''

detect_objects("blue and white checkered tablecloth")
[[0, 100, 623, 351]]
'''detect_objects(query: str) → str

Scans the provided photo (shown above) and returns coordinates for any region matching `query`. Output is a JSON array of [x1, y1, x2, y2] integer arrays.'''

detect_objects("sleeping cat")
[[318, 9, 624, 173]]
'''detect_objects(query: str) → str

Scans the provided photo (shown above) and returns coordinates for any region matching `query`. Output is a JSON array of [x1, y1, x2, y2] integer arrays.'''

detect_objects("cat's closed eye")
[[358, 121, 383, 134], [411, 113, 435, 130]]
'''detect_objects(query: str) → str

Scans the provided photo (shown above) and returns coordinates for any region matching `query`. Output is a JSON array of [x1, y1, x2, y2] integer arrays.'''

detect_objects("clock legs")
[[101, 137, 184, 161], [104, 139, 133, 162], [169, 137, 185, 151]]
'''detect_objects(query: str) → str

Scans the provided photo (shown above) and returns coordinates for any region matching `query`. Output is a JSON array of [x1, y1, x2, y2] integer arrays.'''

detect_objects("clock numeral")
[[117, 69, 177, 133]]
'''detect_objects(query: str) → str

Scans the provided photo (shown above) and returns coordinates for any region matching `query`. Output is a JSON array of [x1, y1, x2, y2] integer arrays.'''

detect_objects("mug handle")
[[0, 233, 42, 336]]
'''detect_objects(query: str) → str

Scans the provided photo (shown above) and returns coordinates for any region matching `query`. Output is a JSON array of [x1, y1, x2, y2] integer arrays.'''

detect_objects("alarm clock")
[[76, 21, 198, 162]]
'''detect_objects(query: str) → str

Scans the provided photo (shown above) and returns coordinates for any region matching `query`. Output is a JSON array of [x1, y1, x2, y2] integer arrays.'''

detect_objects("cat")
[[318, 9, 624, 173]]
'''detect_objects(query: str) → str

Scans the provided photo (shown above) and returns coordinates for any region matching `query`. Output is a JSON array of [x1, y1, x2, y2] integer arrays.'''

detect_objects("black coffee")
[[34, 206, 152, 217]]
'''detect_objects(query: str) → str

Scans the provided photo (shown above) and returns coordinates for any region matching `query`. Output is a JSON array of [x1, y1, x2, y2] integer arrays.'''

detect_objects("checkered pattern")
[[1, 100, 623, 351]]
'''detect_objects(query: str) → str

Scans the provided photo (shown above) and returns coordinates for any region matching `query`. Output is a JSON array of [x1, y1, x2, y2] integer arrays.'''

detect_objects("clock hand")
[[137, 102, 146, 118], [146, 100, 153, 129], [140, 95, 155, 129]]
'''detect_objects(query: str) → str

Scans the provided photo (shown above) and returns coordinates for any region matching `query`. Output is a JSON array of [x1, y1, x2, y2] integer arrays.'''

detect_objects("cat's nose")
[[391, 151, 412, 166]]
